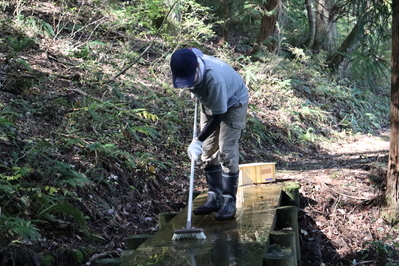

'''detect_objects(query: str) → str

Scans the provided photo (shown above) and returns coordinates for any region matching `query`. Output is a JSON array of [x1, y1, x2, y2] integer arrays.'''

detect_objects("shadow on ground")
[[299, 194, 341, 265]]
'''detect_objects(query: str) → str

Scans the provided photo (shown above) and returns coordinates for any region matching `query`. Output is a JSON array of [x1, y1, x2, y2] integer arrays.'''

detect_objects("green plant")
[[298, 127, 316, 142], [0, 136, 94, 249], [1, 215, 41, 242], [41, 254, 55, 266], [135, 0, 169, 32], [0, 111, 17, 139], [66, 248, 84, 264], [135, 151, 168, 170], [14, 15, 55, 37], [240, 64, 260, 88], [245, 113, 276, 147], [160, 0, 215, 47], [88, 142, 137, 169], [6, 33, 36, 53], [38, 202, 89, 229], [0, 240, 42, 266], [357, 240, 399, 265]]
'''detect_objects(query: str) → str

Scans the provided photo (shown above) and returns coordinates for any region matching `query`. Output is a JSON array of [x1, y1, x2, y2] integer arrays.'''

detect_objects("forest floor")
[[276, 132, 399, 265]]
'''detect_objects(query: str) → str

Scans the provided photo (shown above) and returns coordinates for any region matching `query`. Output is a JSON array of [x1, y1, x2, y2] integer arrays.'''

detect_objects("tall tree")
[[310, 0, 338, 52], [217, 0, 230, 46], [250, 0, 281, 54], [385, 0, 399, 224], [305, 0, 316, 49], [313, 0, 329, 51]]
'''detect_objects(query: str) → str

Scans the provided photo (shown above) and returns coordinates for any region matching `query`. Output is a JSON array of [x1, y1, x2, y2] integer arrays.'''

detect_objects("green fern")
[[246, 114, 275, 146], [0, 179, 18, 194], [0, 108, 18, 137], [135, 152, 167, 170], [1, 215, 41, 242], [1, 165, 33, 181], [7, 33, 36, 52], [88, 142, 138, 169], [131, 125, 160, 139], [0, 116, 16, 135], [38, 202, 88, 229]]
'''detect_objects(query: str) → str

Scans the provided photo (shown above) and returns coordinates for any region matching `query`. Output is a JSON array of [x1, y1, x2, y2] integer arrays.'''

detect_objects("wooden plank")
[[121, 184, 282, 266]]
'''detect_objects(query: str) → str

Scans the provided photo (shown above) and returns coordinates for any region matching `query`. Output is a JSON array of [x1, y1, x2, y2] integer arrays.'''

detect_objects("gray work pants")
[[200, 102, 248, 173]]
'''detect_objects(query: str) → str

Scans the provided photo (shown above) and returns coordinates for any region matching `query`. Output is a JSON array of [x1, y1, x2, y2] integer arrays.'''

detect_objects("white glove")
[[187, 138, 203, 161]]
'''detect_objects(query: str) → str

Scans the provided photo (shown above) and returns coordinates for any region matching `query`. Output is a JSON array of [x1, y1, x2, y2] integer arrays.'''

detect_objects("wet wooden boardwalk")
[[121, 184, 283, 266]]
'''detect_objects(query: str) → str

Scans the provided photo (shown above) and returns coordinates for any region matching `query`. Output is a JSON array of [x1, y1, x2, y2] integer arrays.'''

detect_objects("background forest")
[[0, 0, 394, 265]]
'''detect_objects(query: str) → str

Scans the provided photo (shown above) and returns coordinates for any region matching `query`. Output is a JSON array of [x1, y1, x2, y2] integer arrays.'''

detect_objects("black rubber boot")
[[194, 165, 223, 215], [215, 171, 239, 221]]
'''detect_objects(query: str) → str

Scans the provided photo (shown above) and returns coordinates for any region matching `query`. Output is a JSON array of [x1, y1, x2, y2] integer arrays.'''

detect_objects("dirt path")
[[276, 133, 397, 265]]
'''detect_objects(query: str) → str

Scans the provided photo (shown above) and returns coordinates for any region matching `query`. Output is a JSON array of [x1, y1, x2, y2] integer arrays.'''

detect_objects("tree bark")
[[326, 2, 368, 71], [385, 0, 399, 224], [312, 0, 329, 52], [326, 21, 364, 70], [217, 0, 230, 46], [250, 0, 280, 55], [311, 0, 338, 53], [305, 0, 316, 49]]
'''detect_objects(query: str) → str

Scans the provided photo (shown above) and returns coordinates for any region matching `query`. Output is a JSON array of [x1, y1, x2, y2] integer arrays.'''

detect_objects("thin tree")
[[385, 0, 399, 224], [217, 0, 230, 46], [305, 0, 316, 49]]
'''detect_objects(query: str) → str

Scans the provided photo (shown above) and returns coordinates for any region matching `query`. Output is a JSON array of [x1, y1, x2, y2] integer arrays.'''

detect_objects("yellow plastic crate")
[[238, 162, 276, 186]]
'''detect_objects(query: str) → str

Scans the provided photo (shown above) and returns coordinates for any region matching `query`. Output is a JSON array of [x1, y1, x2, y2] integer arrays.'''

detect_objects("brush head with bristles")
[[172, 228, 206, 240]]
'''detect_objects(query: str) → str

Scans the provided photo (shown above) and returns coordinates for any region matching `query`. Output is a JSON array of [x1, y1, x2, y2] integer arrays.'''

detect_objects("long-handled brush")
[[172, 99, 206, 241]]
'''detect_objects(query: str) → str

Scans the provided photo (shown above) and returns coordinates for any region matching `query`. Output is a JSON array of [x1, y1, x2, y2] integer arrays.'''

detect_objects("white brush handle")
[[186, 157, 195, 229], [186, 99, 199, 229]]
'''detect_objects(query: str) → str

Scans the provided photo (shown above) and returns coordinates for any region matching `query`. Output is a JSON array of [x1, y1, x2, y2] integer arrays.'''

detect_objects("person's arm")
[[196, 113, 225, 142]]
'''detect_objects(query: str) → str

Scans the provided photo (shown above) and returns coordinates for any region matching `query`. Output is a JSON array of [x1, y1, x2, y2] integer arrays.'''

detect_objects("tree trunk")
[[311, 0, 338, 53], [384, 0, 399, 224], [326, 21, 364, 70], [250, 0, 280, 55], [312, 0, 329, 52], [217, 0, 230, 46], [305, 0, 316, 49], [326, 2, 368, 71], [326, 0, 337, 51]]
